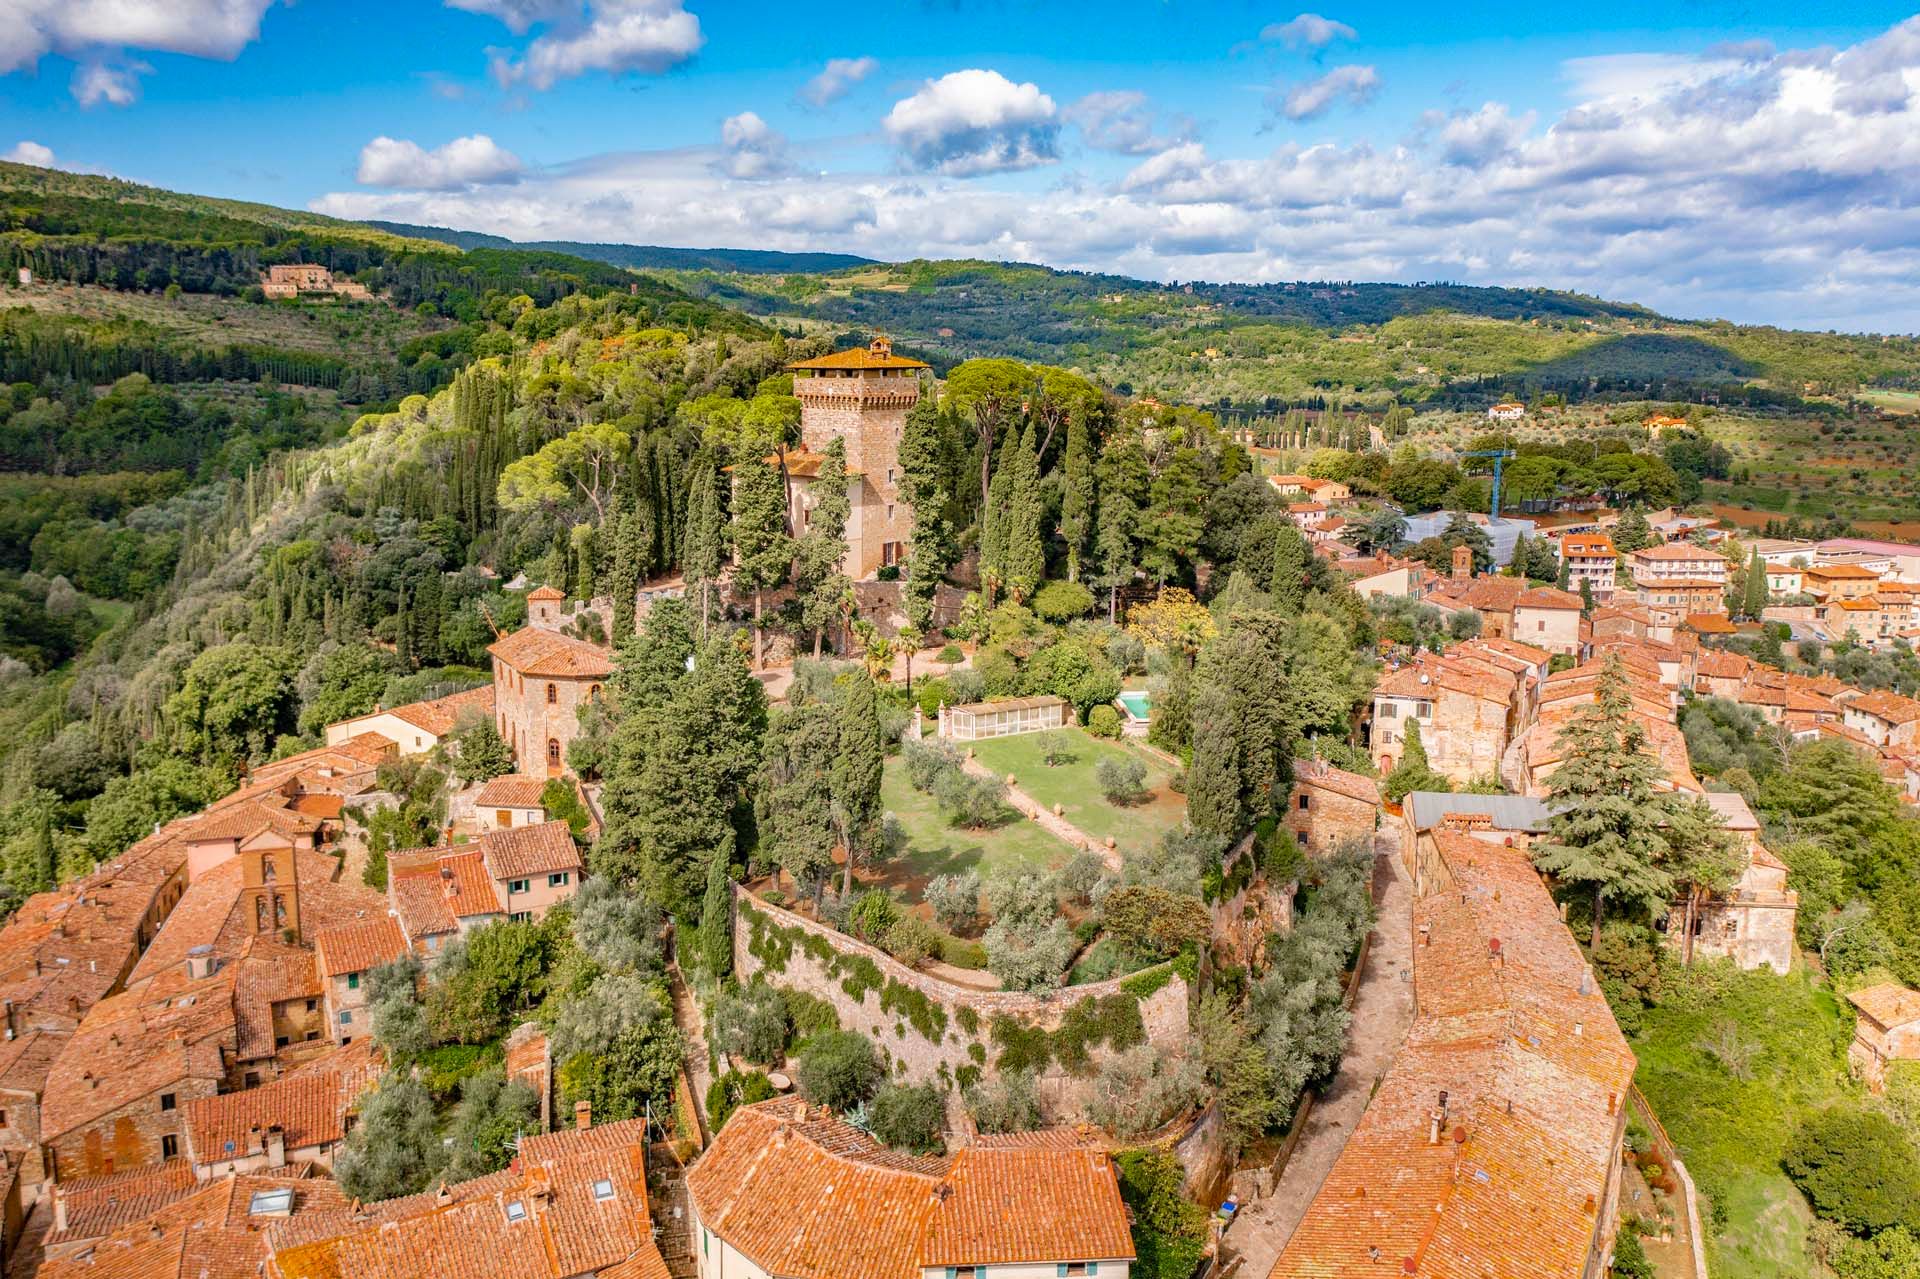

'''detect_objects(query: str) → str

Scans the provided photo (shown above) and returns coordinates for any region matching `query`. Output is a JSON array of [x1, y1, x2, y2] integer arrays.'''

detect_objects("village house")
[[1367, 650, 1523, 783], [1846, 984, 1920, 1093], [310, 916, 408, 1045], [1764, 562, 1805, 598], [471, 774, 551, 832], [1629, 541, 1730, 590], [1283, 760, 1380, 855], [388, 820, 584, 952], [1267, 474, 1351, 502], [1803, 562, 1884, 603], [689, 1100, 1135, 1279], [488, 590, 614, 776], [1662, 791, 1798, 975], [1845, 689, 1920, 749], [1273, 830, 1634, 1279], [1512, 586, 1584, 657], [259, 264, 371, 301], [1486, 401, 1526, 420], [782, 336, 929, 580], [1341, 553, 1430, 602], [323, 685, 493, 756], [264, 1116, 671, 1279], [180, 1040, 377, 1179], [41, 1167, 353, 1279], [1557, 532, 1617, 600]]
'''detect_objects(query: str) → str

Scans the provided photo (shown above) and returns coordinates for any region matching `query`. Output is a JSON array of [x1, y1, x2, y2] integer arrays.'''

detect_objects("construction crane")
[[1462, 448, 1516, 521]]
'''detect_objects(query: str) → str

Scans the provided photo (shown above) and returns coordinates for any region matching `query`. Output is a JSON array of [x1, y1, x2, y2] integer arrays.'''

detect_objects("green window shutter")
[[1058, 1267, 1068, 1278]]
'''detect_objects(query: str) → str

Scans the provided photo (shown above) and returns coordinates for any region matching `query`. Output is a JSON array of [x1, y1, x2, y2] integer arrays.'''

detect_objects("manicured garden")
[[967, 727, 1185, 856], [873, 752, 1072, 903]]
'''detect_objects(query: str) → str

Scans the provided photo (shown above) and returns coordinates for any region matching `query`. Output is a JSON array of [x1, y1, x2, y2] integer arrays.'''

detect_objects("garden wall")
[[733, 888, 1190, 1122]]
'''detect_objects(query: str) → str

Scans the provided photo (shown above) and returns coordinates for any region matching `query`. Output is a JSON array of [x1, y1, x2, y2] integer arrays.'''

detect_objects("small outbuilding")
[[938, 694, 1070, 741], [1847, 982, 1920, 1093]]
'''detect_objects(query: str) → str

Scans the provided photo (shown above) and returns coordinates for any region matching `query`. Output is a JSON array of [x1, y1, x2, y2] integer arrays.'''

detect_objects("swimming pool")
[[1116, 690, 1151, 721]]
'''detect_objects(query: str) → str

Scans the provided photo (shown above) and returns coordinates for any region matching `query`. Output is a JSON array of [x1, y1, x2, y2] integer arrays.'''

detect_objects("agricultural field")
[[1701, 409, 1920, 531]]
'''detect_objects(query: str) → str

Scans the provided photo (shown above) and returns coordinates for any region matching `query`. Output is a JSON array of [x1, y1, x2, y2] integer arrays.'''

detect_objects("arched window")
[[547, 739, 561, 765], [588, 684, 602, 702], [546, 683, 557, 705]]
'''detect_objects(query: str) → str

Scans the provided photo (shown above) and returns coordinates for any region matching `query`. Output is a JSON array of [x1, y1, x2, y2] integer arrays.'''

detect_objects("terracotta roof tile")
[[473, 776, 551, 809], [488, 626, 614, 679], [312, 916, 408, 979], [1297, 760, 1380, 806], [1514, 587, 1582, 611], [183, 1065, 356, 1164], [1847, 983, 1920, 1030], [43, 1174, 351, 1279], [1850, 690, 1920, 725], [480, 821, 582, 882]]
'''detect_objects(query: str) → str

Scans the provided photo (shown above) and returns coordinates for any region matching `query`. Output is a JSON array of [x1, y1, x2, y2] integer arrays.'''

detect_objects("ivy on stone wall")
[[1119, 962, 1176, 1000], [990, 993, 1147, 1076]]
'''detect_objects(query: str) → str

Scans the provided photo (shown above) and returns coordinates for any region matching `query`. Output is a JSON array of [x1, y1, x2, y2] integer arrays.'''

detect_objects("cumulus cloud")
[[0, 0, 276, 104], [884, 69, 1059, 176], [444, 0, 573, 34], [799, 56, 876, 107], [716, 112, 789, 179], [490, 0, 703, 90], [4, 140, 55, 167], [1260, 14, 1357, 52], [1065, 90, 1191, 155], [356, 134, 524, 189], [1273, 63, 1379, 120], [313, 17, 1920, 332]]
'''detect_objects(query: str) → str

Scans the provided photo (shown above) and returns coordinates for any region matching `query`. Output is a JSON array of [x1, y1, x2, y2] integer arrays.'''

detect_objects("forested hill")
[[660, 259, 1920, 406], [366, 220, 876, 275]]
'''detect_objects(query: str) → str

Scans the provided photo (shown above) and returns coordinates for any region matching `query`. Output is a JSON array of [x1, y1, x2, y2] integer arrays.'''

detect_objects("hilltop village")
[[5, 326, 1920, 1279]]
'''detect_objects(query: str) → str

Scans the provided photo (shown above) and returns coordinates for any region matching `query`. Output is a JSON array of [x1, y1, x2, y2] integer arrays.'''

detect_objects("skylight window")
[[592, 1179, 615, 1202], [249, 1188, 294, 1216], [504, 1199, 528, 1222]]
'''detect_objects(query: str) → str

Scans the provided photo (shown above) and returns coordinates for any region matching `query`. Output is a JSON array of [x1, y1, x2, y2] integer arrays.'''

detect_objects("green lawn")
[[1630, 962, 1857, 1279], [876, 755, 1071, 903], [967, 728, 1186, 857]]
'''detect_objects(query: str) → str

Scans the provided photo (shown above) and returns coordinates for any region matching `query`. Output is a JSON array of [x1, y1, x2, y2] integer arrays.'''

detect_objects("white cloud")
[[1066, 90, 1190, 155], [1260, 14, 1357, 52], [716, 112, 789, 179], [799, 56, 876, 107], [0, 0, 276, 103], [444, 0, 573, 34], [72, 60, 146, 107], [356, 134, 524, 189], [1274, 63, 1379, 120], [312, 17, 1920, 332], [883, 69, 1059, 176], [4, 140, 55, 167], [490, 0, 702, 90]]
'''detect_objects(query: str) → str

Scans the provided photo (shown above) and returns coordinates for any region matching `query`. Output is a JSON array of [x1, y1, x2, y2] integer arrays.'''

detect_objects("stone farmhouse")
[[259, 265, 371, 301], [1273, 829, 1635, 1279], [782, 336, 929, 581], [488, 588, 614, 775], [1283, 760, 1380, 856], [1846, 984, 1920, 1093], [689, 1100, 1134, 1279], [387, 820, 584, 955]]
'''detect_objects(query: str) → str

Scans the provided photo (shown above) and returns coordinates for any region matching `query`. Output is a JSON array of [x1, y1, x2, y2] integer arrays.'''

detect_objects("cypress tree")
[[731, 454, 793, 670], [681, 456, 727, 645], [1059, 404, 1095, 582], [1004, 422, 1044, 601], [795, 439, 852, 658], [608, 491, 645, 646], [1743, 546, 1768, 619], [831, 672, 886, 898], [700, 847, 735, 980], [1269, 523, 1309, 615], [978, 430, 1016, 603]]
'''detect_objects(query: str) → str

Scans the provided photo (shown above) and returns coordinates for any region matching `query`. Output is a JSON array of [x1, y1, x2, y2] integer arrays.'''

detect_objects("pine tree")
[[1004, 422, 1045, 601], [831, 672, 886, 898], [730, 454, 792, 670], [1059, 405, 1095, 582], [681, 456, 727, 645], [1531, 656, 1678, 946], [1613, 507, 1653, 554]]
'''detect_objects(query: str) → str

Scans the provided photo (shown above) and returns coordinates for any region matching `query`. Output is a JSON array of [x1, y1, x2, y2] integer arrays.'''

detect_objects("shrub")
[[706, 1069, 775, 1134], [779, 988, 841, 1045], [867, 1081, 945, 1153], [934, 768, 1007, 829], [1095, 755, 1149, 805], [710, 981, 790, 1066], [1087, 704, 1122, 738], [1033, 579, 1095, 623], [983, 916, 1075, 993], [966, 1069, 1042, 1134], [1103, 885, 1211, 959], [1115, 1149, 1210, 1279], [938, 933, 988, 968], [1782, 1108, 1920, 1234], [795, 1030, 884, 1112], [914, 676, 953, 719], [937, 644, 964, 664], [848, 890, 900, 943], [881, 914, 941, 968], [925, 870, 982, 932], [1037, 730, 1079, 767], [1088, 1045, 1206, 1138]]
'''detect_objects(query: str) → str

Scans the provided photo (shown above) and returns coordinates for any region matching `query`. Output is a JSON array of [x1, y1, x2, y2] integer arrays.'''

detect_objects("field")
[[1701, 408, 1920, 529], [967, 728, 1185, 858], [4, 280, 447, 362], [1630, 963, 1856, 1279], [872, 755, 1071, 903]]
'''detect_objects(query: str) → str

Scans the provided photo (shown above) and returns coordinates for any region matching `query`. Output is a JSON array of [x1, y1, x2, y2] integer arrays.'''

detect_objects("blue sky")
[[5, 2, 1920, 330]]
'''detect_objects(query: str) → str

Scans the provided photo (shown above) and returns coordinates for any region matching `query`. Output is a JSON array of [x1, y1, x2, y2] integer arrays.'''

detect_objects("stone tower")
[[785, 335, 930, 580]]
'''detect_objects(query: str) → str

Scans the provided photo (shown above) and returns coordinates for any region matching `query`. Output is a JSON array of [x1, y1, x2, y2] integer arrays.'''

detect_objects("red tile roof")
[[311, 915, 408, 979], [1514, 587, 1582, 611], [688, 1102, 1133, 1278], [1297, 760, 1380, 806], [480, 821, 582, 882], [389, 848, 502, 942], [48, 1160, 198, 1244], [788, 340, 929, 371], [231, 938, 322, 1062], [1272, 833, 1634, 1279], [488, 626, 614, 679], [43, 1173, 351, 1279], [1559, 533, 1615, 557], [183, 1066, 356, 1164], [473, 775, 551, 809], [1848, 983, 1920, 1031], [1850, 690, 1920, 725]]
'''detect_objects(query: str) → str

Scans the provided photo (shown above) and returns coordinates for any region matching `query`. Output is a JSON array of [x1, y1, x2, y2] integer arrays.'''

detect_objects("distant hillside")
[[366, 220, 875, 274], [656, 258, 1920, 405]]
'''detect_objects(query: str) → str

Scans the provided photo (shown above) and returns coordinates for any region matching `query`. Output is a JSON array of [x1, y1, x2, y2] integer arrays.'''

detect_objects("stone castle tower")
[[785, 335, 930, 580]]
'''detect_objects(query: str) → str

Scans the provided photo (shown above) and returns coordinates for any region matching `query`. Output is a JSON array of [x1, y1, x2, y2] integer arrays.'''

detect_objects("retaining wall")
[[733, 887, 1190, 1122]]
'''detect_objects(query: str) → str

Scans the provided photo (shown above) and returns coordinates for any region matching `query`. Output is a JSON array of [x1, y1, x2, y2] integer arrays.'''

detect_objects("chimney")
[[266, 1125, 286, 1170], [574, 1099, 591, 1132], [247, 1124, 264, 1156], [434, 1182, 453, 1207]]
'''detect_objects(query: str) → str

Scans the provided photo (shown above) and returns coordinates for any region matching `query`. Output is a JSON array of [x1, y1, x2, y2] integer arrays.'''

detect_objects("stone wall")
[[733, 889, 1189, 1122], [493, 659, 601, 776]]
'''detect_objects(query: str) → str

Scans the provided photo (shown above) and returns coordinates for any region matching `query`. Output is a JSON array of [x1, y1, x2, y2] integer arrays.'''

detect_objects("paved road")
[[1221, 825, 1417, 1277]]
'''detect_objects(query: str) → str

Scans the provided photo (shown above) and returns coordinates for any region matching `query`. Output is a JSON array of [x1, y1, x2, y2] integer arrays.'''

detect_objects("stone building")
[[1282, 760, 1379, 856], [179, 1040, 377, 1179], [1512, 586, 1584, 656], [471, 774, 550, 832], [1846, 983, 1920, 1093], [488, 590, 613, 776], [259, 264, 371, 300], [784, 336, 929, 580], [1367, 653, 1521, 782], [1661, 791, 1798, 975], [310, 916, 408, 1045]]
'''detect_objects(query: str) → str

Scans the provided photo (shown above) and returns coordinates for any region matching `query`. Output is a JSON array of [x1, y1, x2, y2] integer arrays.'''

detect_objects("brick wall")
[[1281, 782, 1377, 857], [732, 890, 1188, 1123]]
